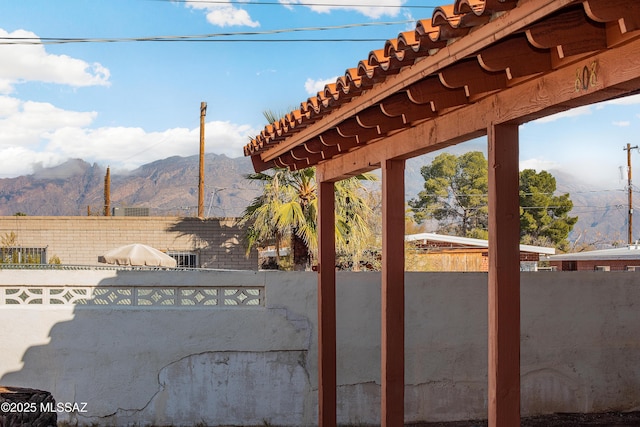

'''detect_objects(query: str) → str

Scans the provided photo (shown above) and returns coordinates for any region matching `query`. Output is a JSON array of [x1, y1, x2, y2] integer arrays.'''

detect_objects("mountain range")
[[0, 154, 630, 247], [0, 155, 260, 217]]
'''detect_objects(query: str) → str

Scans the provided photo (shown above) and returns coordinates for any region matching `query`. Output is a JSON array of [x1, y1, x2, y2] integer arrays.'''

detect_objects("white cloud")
[[304, 76, 339, 95], [533, 105, 592, 124], [44, 121, 258, 172], [0, 146, 65, 178], [0, 29, 110, 94], [519, 157, 560, 171], [604, 93, 640, 106], [613, 121, 630, 127], [0, 96, 259, 177], [185, 1, 259, 27], [279, 0, 405, 19], [0, 97, 96, 148]]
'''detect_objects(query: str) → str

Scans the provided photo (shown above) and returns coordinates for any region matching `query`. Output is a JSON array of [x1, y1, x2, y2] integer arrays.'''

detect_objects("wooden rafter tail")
[[407, 76, 468, 111], [357, 105, 407, 135], [525, 6, 607, 59], [380, 91, 437, 124], [477, 35, 552, 80], [438, 58, 508, 98], [582, 0, 640, 33], [251, 154, 275, 173]]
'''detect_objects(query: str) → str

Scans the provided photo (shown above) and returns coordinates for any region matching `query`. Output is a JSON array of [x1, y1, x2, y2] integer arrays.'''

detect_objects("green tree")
[[409, 151, 488, 238], [241, 169, 291, 267], [409, 151, 578, 248], [242, 109, 376, 271], [241, 168, 375, 270], [519, 169, 578, 249]]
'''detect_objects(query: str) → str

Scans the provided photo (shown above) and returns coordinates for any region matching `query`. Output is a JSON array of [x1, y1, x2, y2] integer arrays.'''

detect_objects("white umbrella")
[[99, 243, 177, 268]]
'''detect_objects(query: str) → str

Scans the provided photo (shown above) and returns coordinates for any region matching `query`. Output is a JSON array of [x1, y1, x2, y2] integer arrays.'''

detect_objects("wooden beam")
[[381, 158, 406, 427], [312, 34, 640, 181], [317, 178, 337, 427], [487, 123, 520, 427]]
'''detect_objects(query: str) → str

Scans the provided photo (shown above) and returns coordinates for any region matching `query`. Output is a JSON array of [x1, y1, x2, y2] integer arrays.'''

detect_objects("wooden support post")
[[198, 101, 207, 218], [487, 123, 521, 427], [317, 178, 337, 427], [381, 158, 405, 427]]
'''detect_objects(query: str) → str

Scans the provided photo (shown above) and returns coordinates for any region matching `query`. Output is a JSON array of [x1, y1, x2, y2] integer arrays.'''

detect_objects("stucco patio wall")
[[0, 269, 638, 426]]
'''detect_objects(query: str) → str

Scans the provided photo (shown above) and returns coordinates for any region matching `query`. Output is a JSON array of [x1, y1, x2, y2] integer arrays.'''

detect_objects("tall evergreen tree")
[[519, 169, 577, 248], [409, 151, 578, 248], [409, 151, 488, 238]]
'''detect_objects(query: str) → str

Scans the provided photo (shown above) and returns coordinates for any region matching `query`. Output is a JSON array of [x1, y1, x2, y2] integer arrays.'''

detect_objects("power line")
[[0, 20, 414, 45], [145, 0, 437, 10]]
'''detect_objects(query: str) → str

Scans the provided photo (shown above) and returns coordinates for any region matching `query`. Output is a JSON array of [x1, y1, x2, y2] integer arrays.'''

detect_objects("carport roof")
[[406, 232, 556, 255], [548, 245, 640, 261]]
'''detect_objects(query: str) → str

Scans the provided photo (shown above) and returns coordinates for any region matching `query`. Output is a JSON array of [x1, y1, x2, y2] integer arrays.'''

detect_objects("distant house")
[[405, 233, 555, 272], [0, 216, 257, 270], [547, 245, 640, 271]]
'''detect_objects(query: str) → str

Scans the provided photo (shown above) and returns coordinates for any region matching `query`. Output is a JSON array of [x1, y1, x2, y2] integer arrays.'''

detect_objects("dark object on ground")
[[409, 411, 640, 426], [0, 386, 57, 427]]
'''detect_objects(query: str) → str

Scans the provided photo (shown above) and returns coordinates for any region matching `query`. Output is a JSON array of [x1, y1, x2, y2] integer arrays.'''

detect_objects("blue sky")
[[1, 0, 640, 192]]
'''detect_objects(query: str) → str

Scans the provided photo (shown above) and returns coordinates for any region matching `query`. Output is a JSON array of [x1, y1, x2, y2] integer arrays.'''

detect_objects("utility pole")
[[104, 166, 111, 216], [624, 143, 638, 244], [198, 101, 207, 218]]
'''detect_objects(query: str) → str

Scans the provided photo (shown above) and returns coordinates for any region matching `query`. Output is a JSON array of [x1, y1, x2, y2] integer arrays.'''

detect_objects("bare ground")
[[408, 411, 640, 426]]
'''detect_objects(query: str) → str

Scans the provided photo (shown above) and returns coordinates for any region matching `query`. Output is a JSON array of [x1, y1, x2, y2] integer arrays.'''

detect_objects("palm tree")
[[242, 109, 377, 270], [241, 166, 376, 270]]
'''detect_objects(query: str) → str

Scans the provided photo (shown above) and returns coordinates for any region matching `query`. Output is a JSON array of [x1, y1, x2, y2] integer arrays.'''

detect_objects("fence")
[[0, 246, 47, 264], [0, 269, 638, 426]]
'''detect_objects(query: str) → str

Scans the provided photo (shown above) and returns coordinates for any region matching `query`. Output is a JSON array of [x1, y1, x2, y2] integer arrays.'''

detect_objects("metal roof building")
[[547, 245, 640, 271]]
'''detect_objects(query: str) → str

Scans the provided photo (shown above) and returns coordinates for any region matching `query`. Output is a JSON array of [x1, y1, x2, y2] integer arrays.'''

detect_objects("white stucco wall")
[[0, 269, 638, 426]]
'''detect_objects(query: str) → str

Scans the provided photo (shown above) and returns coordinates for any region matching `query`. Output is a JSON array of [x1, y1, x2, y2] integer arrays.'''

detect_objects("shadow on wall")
[[0, 270, 311, 426], [166, 217, 257, 270]]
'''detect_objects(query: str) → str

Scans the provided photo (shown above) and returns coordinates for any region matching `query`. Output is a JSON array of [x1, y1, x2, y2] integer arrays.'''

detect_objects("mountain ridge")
[[0, 154, 260, 217], [0, 155, 629, 246]]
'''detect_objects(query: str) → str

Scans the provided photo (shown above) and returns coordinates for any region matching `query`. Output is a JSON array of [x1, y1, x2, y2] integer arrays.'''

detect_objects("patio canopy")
[[243, 1, 640, 426]]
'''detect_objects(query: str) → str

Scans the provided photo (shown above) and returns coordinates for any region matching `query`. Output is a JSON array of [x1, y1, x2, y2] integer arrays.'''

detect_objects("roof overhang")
[[406, 232, 556, 255], [547, 246, 640, 261], [244, 0, 640, 180]]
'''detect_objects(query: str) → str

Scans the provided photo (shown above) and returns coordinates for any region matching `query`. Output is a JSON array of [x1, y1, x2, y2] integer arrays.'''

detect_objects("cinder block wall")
[[0, 216, 257, 270]]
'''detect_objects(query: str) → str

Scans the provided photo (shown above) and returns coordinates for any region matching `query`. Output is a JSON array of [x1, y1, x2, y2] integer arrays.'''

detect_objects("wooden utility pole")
[[625, 144, 638, 244], [198, 102, 207, 218], [104, 166, 111, 216]]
